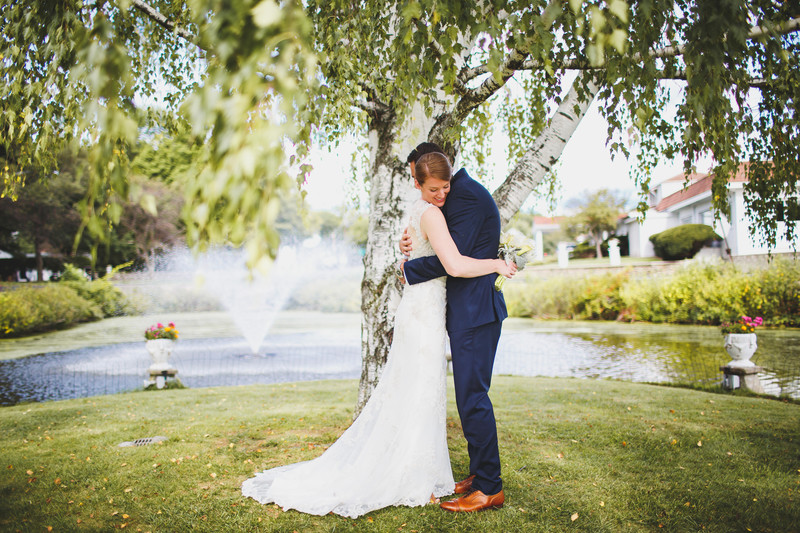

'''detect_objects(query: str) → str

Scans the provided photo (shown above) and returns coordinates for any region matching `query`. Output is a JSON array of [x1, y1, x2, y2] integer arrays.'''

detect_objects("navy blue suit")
[[403, 168, 506, 495]]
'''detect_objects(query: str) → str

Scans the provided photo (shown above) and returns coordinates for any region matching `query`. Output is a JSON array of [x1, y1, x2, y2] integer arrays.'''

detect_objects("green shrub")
[[60, 263, 139, 317], [507, 258, 800, 328], [751, 257, 800, 325], [0, 284, 102, 337], [649, 224, 721, 260], [502, 274, 586, 319], [620, 262, 745, 324], [573, 270, 630, 320]]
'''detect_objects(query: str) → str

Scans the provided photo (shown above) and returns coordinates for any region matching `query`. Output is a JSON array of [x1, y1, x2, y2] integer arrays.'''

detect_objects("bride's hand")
[[496, 259, 517, 278], [399, 228, 412, 256]]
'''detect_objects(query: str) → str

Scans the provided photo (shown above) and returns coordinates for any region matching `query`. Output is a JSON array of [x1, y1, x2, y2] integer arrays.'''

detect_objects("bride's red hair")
[[415, 152, 452, 185]]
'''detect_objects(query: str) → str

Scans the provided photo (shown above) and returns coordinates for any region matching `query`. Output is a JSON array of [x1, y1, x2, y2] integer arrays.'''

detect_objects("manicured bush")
[[60, 263, 139, 317], [0, 284, 102, 337], [649, 224, 721, 260]]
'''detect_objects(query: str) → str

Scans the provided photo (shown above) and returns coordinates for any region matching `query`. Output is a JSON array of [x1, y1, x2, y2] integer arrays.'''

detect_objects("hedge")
[[504, 258, 800, 327], [649, 224, 721, 260], [0, 285, 102, 337]]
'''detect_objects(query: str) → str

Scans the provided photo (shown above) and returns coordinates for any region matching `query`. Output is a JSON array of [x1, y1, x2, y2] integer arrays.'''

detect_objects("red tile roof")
[[655, 165, 749, 212]]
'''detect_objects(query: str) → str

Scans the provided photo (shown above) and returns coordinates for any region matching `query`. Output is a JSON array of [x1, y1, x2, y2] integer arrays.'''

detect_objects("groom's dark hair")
[[407, 142, 444, 164]]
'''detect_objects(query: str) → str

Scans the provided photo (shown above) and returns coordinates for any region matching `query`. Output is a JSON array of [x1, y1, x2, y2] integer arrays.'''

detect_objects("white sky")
[[303, 102, 711, 216]]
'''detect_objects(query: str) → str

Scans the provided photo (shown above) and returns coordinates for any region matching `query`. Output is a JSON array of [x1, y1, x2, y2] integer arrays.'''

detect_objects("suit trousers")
[[449, 319, 503, 495]]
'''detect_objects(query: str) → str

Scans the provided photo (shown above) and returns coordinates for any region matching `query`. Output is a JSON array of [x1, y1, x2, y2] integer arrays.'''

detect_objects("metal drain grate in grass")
[[118, 436, 168, 447]]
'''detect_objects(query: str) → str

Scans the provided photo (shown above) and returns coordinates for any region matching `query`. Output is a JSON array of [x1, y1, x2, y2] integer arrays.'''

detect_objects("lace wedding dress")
[[242, 199, 454, 518]]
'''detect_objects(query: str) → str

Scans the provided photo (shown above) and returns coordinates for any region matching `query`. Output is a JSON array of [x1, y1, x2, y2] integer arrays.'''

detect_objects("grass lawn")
[[1, 377, 798, 532]]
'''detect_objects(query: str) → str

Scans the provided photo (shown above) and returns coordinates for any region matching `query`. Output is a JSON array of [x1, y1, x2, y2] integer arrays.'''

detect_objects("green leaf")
[[140, 194, 158, 216], [251, 0, 282, 28], [608, 0, 629, 24], [608, 29, 628, 53]]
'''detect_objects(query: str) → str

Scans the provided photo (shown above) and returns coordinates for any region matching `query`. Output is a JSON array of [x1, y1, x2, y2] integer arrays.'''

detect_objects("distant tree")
[[118, 175, 184, 272], [0, 153, 85, 281], [565, 189, 627, 259], [345, 215, 369, 251], [314, 211, 345, 238], [131, 127, 203, 186]]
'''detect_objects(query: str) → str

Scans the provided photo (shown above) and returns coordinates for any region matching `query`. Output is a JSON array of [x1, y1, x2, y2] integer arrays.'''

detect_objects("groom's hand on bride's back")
[[397, 260, 407, 284], [399, 228, 412, 256]]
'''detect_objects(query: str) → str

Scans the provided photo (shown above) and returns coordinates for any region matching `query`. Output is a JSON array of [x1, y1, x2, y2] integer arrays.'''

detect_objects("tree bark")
[[354, 110, 422, 418]]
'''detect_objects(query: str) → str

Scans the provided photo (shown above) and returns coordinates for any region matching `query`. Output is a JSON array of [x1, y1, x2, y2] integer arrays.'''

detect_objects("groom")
[[400, 142, 507, 512]]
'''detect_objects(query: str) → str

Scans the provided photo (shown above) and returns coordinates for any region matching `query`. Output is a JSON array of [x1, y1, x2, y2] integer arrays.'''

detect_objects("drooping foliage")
[[1, 0, 317, 270], [2, 0, 798, 264]]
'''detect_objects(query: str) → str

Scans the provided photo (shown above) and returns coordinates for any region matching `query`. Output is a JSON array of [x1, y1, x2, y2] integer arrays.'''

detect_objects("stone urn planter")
[[723, 333, 757, 368], [146, 339, 175, 372]]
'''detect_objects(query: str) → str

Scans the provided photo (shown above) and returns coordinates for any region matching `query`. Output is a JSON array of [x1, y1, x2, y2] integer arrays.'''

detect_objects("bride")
[[241, 151, 515, 518]]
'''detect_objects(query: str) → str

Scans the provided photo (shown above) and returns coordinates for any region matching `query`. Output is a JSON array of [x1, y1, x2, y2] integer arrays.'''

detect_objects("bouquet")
[[145, 322, 180, 341], [495, 230, 536, 291], [720, 315, 763, 334]]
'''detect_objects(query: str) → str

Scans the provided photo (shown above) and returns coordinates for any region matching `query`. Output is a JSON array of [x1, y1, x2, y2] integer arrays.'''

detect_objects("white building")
[[617, 165, 799, 258]]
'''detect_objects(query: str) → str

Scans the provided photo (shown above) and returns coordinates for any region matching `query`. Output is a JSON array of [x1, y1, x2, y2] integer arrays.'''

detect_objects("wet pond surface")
[[1, 320, 798, 405]]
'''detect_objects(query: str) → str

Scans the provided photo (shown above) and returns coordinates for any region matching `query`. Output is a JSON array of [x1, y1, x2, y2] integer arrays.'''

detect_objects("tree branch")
[[492, 76, 600, 225], [355, 82, 393, 120], [458, 16, 800, 84], [430, 48, 529, 146], [131, 0, 201, 48]]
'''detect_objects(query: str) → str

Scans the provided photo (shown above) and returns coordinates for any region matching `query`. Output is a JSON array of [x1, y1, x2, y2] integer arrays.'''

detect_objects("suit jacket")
[[404, 168, 508, 332]]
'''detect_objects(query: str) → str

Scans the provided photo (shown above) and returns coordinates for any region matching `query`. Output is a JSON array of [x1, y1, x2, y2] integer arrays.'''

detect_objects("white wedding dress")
[[242, 199, 455, 518]]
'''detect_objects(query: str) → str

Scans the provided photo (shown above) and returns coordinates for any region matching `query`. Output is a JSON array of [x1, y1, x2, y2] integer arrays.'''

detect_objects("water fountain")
[[160, 238, 355, 353], [194, 246, 302, 354]]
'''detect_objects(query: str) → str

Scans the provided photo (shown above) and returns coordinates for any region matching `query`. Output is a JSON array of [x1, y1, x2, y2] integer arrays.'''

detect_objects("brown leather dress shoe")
[[440, 489, 505, 512], [454, 475, 475, 494]]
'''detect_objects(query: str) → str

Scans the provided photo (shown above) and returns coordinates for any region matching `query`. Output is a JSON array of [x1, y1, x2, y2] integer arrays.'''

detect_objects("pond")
[[0, 318, 797, 405]]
